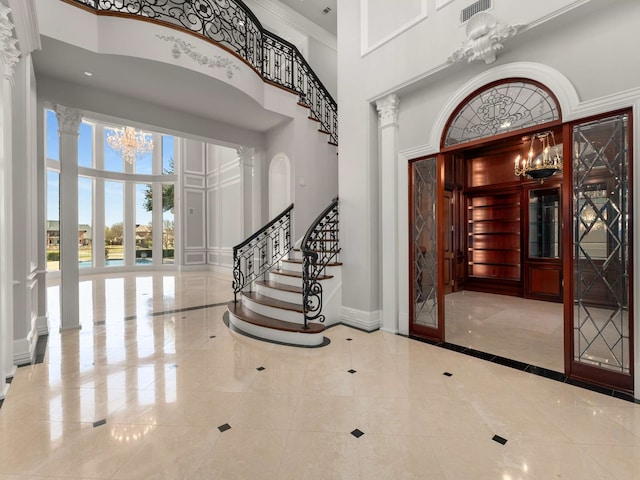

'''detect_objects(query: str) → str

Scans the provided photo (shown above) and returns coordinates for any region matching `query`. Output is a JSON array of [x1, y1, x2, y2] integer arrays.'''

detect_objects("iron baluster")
[[232, 203, 293, 302], [301, 197, 339, 329]]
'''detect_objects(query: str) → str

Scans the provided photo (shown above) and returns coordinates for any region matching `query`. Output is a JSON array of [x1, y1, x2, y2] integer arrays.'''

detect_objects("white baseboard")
[[36, 315, 49, 335], [339, 307, 381, 332], [380, 326, 399, 334], [13, 336, 36, 366]]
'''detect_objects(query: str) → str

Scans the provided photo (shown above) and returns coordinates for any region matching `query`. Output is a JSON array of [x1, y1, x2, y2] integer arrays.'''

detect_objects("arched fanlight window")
[[443, 79, 561, 147]]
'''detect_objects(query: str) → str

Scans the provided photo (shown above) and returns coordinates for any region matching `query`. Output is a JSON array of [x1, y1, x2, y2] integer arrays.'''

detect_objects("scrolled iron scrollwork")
[[232, 204, 293, 303], [67, 0, 337, 144], [301, 197, 339, 329]]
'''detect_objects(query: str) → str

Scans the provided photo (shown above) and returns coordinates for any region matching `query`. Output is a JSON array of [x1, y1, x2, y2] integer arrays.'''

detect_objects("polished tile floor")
[[445, 291, 564, 372], [0, 271, 639, 479]]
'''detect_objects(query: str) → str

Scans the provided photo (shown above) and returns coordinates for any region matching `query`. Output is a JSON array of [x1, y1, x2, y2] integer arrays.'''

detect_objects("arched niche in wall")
[[268, 153, 291, 218]]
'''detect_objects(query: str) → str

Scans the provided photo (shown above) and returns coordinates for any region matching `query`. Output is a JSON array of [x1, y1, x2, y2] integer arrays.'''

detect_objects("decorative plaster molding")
[[361, 0, 428, 57], [7, 0, 41, 54], [448, 12, 520, 65], [54, 105, 82, 135], [376, 94, 400, 126], [237, 146, 255, 166], [156, 35, 240, 79], [0, 4, 21, 80]]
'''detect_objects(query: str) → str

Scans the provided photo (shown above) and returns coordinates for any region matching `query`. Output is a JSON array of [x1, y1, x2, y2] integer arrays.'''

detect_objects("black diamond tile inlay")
[[346, 338, 353, 341], [256, 366, 265, 371], [351, 429, 364, 438], [348, 369, 357, 374], [93, 419, 107, 428], [218, 423, 231, 433], [209, 335, 216, 338], [182, 316, 187, 319], [443, 372, 453, 377], [492, 434, 507, 445]]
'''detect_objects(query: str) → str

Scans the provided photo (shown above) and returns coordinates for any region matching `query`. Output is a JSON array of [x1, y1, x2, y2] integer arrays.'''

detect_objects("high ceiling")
[[278, 0, 337, 36], [30, 0, 337, 140]]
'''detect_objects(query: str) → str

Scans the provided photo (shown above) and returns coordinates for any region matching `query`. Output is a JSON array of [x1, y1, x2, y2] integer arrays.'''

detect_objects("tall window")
[[46, 171, 60, 271], [136, 183, 152, 263], [78, 176, 93, 267], [45, 110, 178, 270], [105, 181, 124, 266], [78, 122, 93, 168]]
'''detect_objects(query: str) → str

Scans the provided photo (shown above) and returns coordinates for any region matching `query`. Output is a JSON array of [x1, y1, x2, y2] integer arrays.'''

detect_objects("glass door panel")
[[410, 156, 441, 338], [570, 113, 632, 390]]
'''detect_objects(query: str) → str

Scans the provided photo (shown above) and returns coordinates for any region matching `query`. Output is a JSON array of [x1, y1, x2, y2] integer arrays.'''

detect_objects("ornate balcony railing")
[[232, 203, 293, 303], [65, 0, 338, 145], [301, 197, 339, 328]]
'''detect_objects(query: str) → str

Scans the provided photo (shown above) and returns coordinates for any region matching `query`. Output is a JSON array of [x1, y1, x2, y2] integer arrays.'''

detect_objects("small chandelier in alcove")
[[106, 126, 154, 164], [514, 131, 563, 183]]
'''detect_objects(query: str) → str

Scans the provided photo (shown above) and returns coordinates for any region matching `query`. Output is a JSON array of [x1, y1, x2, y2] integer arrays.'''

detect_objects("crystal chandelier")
[[514, 131, 562, 183], [106, 126, 153, 164]]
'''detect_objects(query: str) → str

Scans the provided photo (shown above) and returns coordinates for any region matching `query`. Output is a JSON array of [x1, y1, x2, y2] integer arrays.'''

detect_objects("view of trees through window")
[[45, 109, 177, 270]]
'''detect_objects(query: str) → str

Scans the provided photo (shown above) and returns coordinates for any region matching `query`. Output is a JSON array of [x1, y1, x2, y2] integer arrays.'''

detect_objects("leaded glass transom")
[[572, 114, 630, 374], [413, 157, 438, 328], [444, 81, 560, 147]]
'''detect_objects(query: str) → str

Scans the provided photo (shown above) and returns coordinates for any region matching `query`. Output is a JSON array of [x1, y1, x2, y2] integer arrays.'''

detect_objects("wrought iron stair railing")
[[301, 197, 339, 329], [232, 203, 293, 303], [65, 0, 338, 145]]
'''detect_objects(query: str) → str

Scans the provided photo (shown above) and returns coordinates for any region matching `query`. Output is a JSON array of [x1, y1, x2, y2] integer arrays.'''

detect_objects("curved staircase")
[[228, 200, 341, 347]]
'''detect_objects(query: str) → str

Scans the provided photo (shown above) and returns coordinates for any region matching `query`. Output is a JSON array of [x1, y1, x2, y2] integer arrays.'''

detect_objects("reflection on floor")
[[0, 271, 638, 479], [445, 290, 564, 372]]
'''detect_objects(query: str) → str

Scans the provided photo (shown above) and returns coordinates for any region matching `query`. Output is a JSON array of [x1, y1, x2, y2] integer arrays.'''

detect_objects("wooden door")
[[443, 190, 454, 294], [409, 155, 443, 340]]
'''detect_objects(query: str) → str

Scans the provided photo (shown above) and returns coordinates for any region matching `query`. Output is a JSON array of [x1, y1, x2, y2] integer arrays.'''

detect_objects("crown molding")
[[243, 0, 336, 50], [7, 0, 40, 54]]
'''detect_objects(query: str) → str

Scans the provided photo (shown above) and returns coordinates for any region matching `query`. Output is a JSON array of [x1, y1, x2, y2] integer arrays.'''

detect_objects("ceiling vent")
[[460, 0, 491, 23], [322, 6, 332, 15]]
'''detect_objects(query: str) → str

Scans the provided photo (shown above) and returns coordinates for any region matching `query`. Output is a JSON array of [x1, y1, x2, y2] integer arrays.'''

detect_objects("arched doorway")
[[409, 78, 634, 393], [268, 154, 291, 219]]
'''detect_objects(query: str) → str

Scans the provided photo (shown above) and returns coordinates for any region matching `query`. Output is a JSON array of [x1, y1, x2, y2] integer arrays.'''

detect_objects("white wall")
[[181, 139, 207, 266], [264, 94, 338, 242], [308, 37, 337, 99], [206, 144, 242, 271]]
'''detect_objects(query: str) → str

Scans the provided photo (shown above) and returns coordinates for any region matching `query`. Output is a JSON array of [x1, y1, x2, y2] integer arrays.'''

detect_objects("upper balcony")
[[36, 0, 337, 145]]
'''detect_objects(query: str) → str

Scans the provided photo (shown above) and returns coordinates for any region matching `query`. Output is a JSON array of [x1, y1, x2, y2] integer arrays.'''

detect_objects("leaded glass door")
[[409, 156, 443, 340], [567, 112, 633, 391]]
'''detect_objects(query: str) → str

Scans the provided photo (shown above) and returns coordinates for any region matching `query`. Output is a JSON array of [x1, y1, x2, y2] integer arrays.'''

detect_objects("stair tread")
[[270, 268, 333, 280], [282, 259, 343, 267], [255, 280, 303, 294], [243, 291, 303, 312], [228, 301, 324, 334]]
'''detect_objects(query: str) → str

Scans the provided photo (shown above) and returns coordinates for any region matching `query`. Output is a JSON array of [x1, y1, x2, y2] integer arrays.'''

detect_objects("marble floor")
[[0, 271, 639, 479], [445, 291, 564, 372]]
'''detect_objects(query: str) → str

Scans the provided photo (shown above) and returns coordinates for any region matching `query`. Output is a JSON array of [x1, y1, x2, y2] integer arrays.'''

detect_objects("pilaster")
[[237, 146, 255, 237], [0, 2, 19, 391], [376, 94, 400, 333], [54, 104, 82, 331]]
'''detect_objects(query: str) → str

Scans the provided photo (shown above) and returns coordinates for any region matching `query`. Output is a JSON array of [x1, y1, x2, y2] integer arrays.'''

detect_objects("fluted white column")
[[237, 146, 255, 237], [376, 94, 400, 333], [55, 105, 82, 331], [0, 3, 20, 392]]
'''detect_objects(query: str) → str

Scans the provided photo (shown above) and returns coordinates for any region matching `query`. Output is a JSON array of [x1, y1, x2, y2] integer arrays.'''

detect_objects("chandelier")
[[106, 126, 153, 164], [514, 131, 562, 182]]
